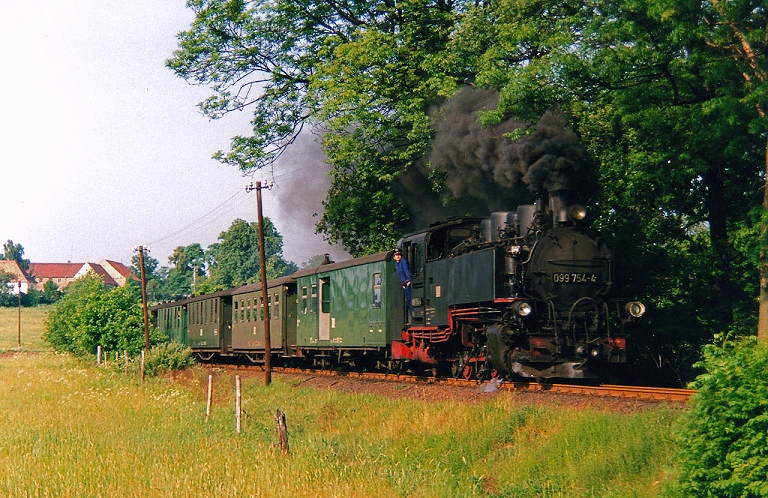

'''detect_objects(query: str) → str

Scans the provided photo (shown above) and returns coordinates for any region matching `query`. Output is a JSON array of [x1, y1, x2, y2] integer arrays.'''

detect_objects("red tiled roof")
[[28, 263, 83, 279]]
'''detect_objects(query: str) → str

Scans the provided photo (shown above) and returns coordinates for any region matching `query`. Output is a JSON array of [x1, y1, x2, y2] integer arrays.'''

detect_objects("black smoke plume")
[[399, 88, 588, 226]]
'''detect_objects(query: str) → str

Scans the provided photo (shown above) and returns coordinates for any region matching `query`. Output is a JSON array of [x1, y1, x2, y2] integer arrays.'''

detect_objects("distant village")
[[0, 259, 135, 295]]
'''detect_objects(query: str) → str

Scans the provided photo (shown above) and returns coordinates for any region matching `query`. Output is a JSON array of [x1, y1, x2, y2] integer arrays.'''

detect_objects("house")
[[27, 263, 88, 290], [100, 260, 137, 287], [0, 260, 33, 295], [27, 261, 137, 290]]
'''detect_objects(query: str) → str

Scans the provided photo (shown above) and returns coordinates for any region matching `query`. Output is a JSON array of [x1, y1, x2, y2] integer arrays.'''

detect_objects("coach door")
[[318, 277, 331, 341], [403, 241, 425, 325]]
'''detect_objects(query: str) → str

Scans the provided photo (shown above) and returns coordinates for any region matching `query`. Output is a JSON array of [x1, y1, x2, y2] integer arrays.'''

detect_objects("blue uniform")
[[395, 257, 412, 320]]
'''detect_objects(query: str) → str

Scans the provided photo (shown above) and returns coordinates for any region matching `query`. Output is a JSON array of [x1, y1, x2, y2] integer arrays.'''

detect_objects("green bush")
[[143, 341, 196, 377], [44, 275, 164, 357], [673, 335, 768, 497]]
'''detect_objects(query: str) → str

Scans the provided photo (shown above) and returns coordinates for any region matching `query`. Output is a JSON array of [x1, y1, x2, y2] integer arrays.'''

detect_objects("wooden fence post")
[[275, 410, 289, 454], [235, 375, 242, 433], [205, 374, 213, 423]]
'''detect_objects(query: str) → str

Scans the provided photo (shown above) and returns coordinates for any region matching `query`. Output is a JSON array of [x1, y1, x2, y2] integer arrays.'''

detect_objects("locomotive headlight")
[[625, 301, 646, 318], [569, 204, 587, 221], [513, 301, 532, 317]]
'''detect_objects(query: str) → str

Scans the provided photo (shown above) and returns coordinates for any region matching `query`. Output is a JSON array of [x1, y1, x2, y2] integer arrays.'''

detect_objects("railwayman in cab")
[[393, 248, 411, 323]]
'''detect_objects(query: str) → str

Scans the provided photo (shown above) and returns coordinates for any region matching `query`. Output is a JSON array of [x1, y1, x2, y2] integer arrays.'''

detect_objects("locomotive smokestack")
[[549, 190, 570, 227]]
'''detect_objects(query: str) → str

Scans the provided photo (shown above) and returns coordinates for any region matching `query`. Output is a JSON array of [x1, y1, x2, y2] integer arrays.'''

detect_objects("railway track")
[[226, 365, 695, 403]]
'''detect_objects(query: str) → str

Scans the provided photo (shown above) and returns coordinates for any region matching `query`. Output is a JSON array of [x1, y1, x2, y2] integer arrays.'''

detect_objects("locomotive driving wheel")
[[451, 351, 472, 379]]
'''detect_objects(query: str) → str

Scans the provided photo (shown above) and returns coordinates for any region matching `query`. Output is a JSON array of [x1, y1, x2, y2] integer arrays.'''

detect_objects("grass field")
[[0, 307, 684, 497], [0, 305, 51, 352]]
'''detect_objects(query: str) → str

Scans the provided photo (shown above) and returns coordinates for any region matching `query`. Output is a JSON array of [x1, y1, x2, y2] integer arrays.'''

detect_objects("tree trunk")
[[704, 164, 734, 326], [758, 138, 768, 340]]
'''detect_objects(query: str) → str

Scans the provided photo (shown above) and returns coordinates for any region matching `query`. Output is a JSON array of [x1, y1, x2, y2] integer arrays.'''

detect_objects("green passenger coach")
[[293, 252, 403, 364], [184, 289, 233, 359], [230, 276, 297, 360], [154, 303, 187, 344]]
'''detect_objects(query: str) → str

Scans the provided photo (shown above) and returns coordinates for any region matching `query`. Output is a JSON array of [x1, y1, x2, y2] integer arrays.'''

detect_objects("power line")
[[145, 189, 248, 248]]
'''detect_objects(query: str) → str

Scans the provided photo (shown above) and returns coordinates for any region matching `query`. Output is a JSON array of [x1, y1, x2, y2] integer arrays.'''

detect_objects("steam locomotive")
[[152, 191, 644, 380]]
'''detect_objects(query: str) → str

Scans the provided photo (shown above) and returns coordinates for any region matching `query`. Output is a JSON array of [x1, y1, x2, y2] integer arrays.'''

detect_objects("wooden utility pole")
[[137, 246, 151, 351], [246, 181, 273, 386], [17, 280, 21, 348]]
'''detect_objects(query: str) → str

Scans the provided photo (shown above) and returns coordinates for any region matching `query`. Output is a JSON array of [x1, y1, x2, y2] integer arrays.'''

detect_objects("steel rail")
[[222, 365, 695, 402]]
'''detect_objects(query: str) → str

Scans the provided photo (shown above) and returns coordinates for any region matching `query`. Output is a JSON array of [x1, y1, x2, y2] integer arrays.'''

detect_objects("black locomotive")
[[392, 189, 644, 379], [152, 191, 643, 381]]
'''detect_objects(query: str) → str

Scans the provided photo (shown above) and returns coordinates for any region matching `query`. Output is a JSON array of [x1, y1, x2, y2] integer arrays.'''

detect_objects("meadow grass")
[[0, 351, 683, 497], [0, 307, 683, 496], [0, 305, 51, 352]]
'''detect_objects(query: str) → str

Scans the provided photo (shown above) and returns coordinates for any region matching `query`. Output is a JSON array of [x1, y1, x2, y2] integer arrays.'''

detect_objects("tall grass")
[[0, 305, 51, 352], [0, 352, 683, 497]]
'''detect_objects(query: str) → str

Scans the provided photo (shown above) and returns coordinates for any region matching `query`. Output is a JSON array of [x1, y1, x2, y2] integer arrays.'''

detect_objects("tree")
[[44, 275, 164, 357], [1, 239, 29, 271], [445, 0, 764, 378], [0, 270, 15, 307], [130, 251, 170, 302], [168, 0, 468, 255], [675, 336, 768, 496], [39, 280, 62, 305], [205, 218, 297, 290], [170, 0, 767, 372], [698, 0, 768, 340], [164, 243, 206, 299]]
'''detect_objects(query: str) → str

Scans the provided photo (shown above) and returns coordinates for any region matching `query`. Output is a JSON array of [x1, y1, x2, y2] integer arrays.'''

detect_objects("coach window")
[[301, 286, 308, 314], [233, 301, 239, 324], [274, 293, 280, 316], [310, 284, 318, 314], [372, 273, 382, 308]]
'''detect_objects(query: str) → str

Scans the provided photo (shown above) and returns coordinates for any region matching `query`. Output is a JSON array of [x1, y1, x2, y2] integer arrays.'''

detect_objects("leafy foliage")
[[455, 0, 765, 379], [142, 341, 196, 377], [0, 270, 15, 302], [0, 239, 29, 271], [168, 0, 768, 383], [168, 0, 469, 255], [674, 336, 768, 497], [44, 275, 164, 357], [201, 217, 298, 292]]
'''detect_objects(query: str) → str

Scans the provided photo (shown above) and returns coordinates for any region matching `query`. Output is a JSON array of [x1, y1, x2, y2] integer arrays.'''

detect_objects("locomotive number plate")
[[553, 273, 598, 284]]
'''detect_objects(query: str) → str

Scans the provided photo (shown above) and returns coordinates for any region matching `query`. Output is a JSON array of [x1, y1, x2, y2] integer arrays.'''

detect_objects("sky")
[[1, 1, 348, 270]]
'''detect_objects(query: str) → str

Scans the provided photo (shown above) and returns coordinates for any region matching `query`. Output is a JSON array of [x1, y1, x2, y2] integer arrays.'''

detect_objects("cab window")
[[372, 273, 382, 308]]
